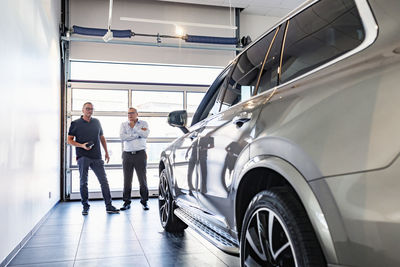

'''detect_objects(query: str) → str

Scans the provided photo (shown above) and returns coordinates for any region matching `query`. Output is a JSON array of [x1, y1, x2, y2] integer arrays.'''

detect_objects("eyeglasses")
[[85, 108, 94, 111], [128, 112, 137, 115]]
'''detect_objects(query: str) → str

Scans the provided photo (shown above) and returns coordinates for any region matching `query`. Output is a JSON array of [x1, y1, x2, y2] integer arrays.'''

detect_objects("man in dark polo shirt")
[[68, 102, 119, 215]]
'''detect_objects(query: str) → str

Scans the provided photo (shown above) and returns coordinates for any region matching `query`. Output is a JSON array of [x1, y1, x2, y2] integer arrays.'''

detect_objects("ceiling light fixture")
[[175, 25, 185, 37], [120, 17, 237, 30]]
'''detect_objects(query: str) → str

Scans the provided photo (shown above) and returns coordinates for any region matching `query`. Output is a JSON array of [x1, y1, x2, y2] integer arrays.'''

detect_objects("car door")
[[195, 24, 286, 231], [171, 66, 234, 208], [171, 128, 201, 207]]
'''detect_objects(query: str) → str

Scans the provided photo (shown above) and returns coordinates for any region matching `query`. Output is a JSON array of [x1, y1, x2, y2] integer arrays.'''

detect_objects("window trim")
[[253, 25, 281, 95]]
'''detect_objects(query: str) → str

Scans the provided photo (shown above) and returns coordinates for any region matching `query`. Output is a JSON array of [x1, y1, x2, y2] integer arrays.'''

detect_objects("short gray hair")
[[82, 102, 93, 108]]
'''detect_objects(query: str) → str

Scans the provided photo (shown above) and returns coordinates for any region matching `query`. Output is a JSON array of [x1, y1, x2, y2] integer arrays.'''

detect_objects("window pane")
[[280, 0, 365, 83], [141, 117, 182, 138], [146, 142, 171, 164], [67, 150, 161, 170], [187, 116, 193, 127], [71, 169, 124, 192], [219, 32, 278, 110], [71, 61, 223, 85], [70, 142, 123, 166], [187, 92, 206, 113], [71, 115, 125, 138], [207, 65, 233, 118], [257, 25, 286, 94], [71, 168, 159, 192], [147, 168, 160, 190], [72, 89, 128, 111], [132, 91, 183, 113]]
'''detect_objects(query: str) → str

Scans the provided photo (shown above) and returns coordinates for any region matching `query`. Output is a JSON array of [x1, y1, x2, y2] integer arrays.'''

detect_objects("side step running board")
[[174, 207, 239, 254]]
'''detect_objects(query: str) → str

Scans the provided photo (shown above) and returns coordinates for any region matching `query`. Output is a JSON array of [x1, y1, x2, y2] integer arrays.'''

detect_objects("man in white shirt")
[[120, 107, 150, 210]]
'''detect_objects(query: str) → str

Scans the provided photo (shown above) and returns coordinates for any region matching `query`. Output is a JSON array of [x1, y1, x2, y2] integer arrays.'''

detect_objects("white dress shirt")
[[120, 120, 150, 152]]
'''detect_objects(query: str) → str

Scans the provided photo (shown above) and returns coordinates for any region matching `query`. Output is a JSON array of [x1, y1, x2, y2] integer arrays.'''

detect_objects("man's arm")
[[100, 135, 110, 163], [137, 121, 150, 138], [68, 135, 90, 150], [120, 123, 139, 141]]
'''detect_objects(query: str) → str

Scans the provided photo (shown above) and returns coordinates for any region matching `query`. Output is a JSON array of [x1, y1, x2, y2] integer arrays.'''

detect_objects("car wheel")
[[158, 169, 187, 232], [240, 188, 326, 267]]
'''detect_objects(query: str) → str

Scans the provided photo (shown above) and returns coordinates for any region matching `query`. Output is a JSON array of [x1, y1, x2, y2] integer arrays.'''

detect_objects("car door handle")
[[189, 131, 198, 140], [233, 118, 251, 127], [233, 112, 252, 127]]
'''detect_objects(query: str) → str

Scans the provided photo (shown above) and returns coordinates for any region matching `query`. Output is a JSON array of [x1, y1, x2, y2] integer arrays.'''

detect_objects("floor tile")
[[24, 234, 80, 248], [75, 240, 144, 260], [34, 224, 83, 236], [146, 252, 229, 267], [8, 245, 77, 265], [8, 260, 74, 267], [74, 255, 150, 267]]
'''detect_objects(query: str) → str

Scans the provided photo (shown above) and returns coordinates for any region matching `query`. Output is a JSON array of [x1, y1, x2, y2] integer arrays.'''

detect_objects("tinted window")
[[196, 65, 234, 122], [280, 0, 365, 83], [219, 31, 279, 110], [256, 24, 286, 94]]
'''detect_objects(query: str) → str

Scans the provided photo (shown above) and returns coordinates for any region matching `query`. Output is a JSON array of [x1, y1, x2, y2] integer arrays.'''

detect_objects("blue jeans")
[[77, 157, 113, 208]]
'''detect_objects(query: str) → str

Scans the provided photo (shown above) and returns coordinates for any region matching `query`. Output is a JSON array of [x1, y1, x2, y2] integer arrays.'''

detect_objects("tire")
[[158, 169, 187, 232], [240, 188, 326, 267]]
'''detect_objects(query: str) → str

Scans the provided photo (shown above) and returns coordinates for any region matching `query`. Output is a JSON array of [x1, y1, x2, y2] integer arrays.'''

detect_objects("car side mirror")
[[168, 110, 188, 134]]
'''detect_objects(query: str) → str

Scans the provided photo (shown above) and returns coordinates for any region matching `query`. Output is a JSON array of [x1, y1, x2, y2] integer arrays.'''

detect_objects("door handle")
[[233, 118, 251, 127], [189, 131, 198, 140], [233, 112, 252, 127]]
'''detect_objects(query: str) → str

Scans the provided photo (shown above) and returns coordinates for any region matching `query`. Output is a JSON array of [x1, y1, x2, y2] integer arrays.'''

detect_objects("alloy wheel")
[[158, 172, 171, 227], [243, 207, 297, 267]]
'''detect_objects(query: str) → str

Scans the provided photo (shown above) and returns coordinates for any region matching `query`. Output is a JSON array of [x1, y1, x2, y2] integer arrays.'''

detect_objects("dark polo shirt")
[[68, 116, 103, 160]]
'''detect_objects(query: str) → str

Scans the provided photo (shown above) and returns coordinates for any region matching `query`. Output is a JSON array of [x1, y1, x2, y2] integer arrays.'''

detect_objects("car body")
[[158, 0, 400, 266]]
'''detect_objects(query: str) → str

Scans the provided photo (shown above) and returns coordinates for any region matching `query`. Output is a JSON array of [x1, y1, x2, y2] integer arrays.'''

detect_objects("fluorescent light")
[[175, 26, 185, 37], [120, 17, 237, 30]]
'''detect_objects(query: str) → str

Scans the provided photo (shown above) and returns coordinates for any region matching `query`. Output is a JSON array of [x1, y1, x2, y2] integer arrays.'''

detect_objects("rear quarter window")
[[280, 0, 365, 84]]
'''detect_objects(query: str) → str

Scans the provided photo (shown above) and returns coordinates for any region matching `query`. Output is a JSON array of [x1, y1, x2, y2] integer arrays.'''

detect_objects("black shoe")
[[82, 206, 90, 215], [140, 201, 149, 211], [120, 203, 131, 211], [106, 205, 120, 214]]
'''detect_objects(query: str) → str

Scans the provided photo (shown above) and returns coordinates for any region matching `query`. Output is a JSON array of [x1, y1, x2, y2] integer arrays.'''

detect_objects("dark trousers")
[[122, 150, 149, 204], [77, 157, 112, 208]]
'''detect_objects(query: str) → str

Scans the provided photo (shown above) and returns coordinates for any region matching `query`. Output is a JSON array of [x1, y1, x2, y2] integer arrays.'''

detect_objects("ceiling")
[[156, 0, 305, 17]]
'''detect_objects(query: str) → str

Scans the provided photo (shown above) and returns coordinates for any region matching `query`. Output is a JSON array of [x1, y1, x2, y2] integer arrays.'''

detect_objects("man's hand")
[[105, 152, 110, 163], [81, 142, 92, 150]]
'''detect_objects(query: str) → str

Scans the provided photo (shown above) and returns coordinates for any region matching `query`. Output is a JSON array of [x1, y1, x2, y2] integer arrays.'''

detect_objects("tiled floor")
[[8, 198, 240, 267]]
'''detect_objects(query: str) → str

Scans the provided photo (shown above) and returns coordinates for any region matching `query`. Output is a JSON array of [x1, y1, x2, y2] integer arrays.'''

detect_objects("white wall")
[[240, 13, 280, 43], [69, 0, 236, 66], [0, 0, 61, 263]]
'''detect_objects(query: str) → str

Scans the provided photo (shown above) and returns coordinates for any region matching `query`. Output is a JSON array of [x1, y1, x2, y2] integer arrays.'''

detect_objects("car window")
[[280, 0, 365, 84], [197, 64, 234, 121], [255, 24, 286, 95], [218, 30, 280, 111]]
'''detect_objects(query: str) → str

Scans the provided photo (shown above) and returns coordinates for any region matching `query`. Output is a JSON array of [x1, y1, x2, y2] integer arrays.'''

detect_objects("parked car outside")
[[158, 0, 400, 266]]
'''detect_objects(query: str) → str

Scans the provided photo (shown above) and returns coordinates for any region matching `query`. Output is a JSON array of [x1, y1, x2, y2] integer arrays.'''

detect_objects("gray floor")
[[8, 198, 240, 267]]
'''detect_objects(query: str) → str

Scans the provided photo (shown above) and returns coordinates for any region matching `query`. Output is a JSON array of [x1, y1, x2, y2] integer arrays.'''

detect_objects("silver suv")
[[158, 0, 400, 266]]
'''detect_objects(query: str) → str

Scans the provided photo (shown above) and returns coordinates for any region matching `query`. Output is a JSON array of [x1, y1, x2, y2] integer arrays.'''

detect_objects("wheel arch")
[[234, 156, 338, 264]]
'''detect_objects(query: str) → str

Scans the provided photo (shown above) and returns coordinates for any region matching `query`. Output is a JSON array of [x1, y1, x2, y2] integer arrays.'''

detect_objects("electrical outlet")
[[49, 192, 51, 199]]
